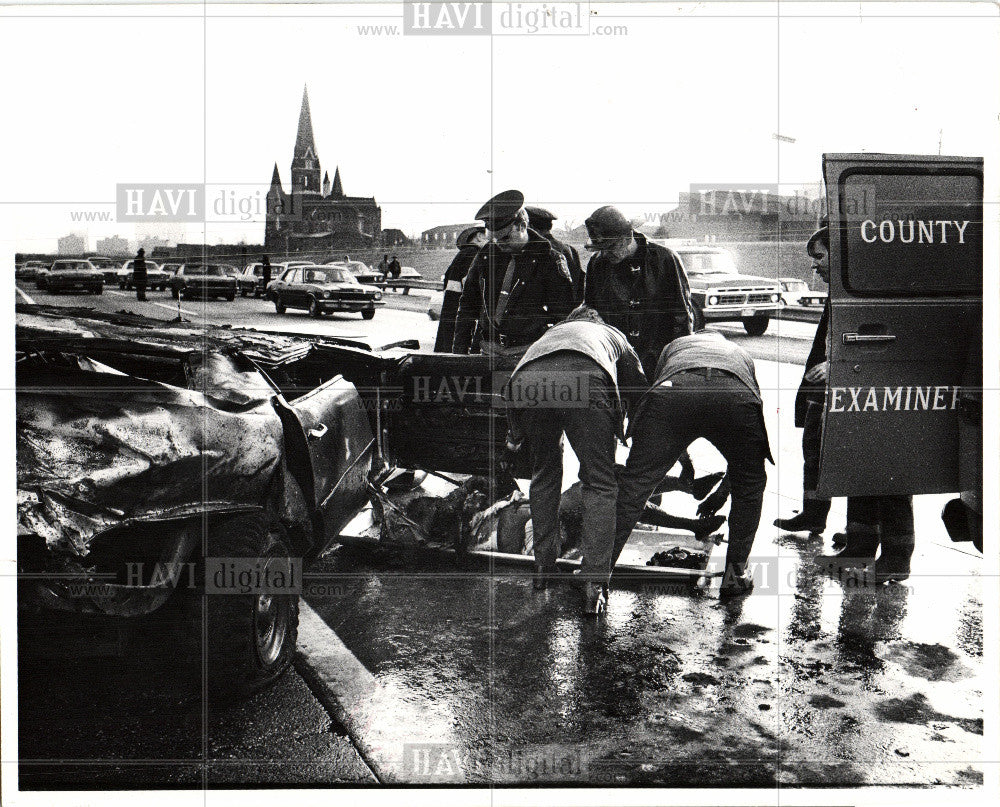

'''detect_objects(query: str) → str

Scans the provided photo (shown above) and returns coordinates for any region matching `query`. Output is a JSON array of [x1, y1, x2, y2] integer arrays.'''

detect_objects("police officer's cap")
[[457, 225, 486, 248], [584, 205, 632, 248], [525, 206, 557, 230], [475, 189, 525, 230], [806, 217, 830, 256]]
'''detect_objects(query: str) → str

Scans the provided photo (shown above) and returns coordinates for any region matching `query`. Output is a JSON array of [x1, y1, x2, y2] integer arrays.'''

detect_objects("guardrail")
[[378, 278, 441, 296]]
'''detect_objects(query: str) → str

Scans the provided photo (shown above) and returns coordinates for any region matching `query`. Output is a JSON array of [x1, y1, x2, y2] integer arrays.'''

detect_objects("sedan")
[[238, 263, 273, 297], [326, 259, 384, 285], [43, 259, 104, 294], [267, 264, 383, 319], [170, 264, 238, 301], [119, 259, 170, 291], [88, 256, 121, 284]]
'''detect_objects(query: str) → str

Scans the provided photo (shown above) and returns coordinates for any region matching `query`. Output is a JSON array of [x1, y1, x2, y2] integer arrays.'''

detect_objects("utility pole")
[[938, 129, 943, 155]]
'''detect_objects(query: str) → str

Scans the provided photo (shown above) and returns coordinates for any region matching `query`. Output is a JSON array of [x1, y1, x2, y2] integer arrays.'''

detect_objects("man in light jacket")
[[505, 305, 646, 614]]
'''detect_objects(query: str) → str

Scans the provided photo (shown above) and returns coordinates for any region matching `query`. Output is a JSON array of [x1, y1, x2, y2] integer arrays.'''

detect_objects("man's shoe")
[[816, 525, 879, 570], [874, 533, 915, 584], [718, 572, 754, 599], [774, 499, 830, 534], [533, 563, 559, 590], [582, 582, 607, 615], [693, 514, 726, 539]]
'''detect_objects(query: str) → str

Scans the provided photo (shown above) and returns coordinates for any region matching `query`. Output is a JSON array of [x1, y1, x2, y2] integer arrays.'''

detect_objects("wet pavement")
[[303, 359, 984, 787]]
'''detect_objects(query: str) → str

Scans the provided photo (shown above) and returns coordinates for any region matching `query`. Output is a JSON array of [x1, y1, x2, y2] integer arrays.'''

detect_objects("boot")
[[582, 582, 608, 615], [774, 498, 830, 534], [816, 523, 879, 569], [874, 532, 915, 583]]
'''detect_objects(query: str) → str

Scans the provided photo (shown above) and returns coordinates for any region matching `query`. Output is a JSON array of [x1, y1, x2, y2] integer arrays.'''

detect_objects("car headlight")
[[707, 295, 718, 306], [770, 293, 781, 302], [324, 291, 332, 299], [374, 291, 382, 300]]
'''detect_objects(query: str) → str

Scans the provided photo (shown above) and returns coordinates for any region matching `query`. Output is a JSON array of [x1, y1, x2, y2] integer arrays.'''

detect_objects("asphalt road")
[[16, 282, 818, 365]]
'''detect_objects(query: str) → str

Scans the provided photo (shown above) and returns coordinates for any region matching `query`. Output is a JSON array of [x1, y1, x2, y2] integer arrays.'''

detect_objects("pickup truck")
[[669, 244, 783, 336]]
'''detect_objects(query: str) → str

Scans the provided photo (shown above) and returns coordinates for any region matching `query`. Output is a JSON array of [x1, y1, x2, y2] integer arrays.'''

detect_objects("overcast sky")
[[1, 1, 997, 251]]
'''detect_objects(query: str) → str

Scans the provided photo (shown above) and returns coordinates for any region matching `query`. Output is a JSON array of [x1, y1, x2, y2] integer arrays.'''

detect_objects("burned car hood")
[[15, 306, 330, 556]]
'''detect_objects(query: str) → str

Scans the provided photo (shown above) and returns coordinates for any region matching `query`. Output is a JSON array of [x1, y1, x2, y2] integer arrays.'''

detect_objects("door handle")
[[843, 333, 897, 344], [308, 423, 328, 440]]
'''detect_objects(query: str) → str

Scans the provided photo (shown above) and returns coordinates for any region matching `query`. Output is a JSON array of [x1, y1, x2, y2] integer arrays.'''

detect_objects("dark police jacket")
[[132, 255, 147, 284], [434, 244, 480, 353], [584, 232, 696, 378], [452, 229, 575, 353], [794, 304, 829, 428], [540, 231, 584, 303]]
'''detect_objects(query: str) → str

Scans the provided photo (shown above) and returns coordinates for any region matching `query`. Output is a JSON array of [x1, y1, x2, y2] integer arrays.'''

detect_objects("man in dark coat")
[[613, 330, 772, 598], [133, 248, 147, 301], [582, 205, 696, 379], [505, 305, 647, 613], [774, 224, 831, 535], [434, 226, 487, 352], [388, 255, 402, 279], [452, 190, 575, 357], [525, 206, 584, 303], [261, 255, 271, 291]]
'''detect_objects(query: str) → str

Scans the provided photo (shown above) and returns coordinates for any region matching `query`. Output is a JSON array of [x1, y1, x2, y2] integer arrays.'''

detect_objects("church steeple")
[[322, 171, 331, 196], [332, 166, 344, 197], [269, 162, 283, 191], [291, 85, 321, 194]]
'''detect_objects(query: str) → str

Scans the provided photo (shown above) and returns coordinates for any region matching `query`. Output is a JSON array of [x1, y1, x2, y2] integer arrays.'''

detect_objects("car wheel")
[[308, 297, 323, 318], [742, 315, 769, 337], [241, 288, 249, 297], [94, 286, 103, 295], [226, 293, 235, 302], [274, 297, 286, 315], [201, 512, 299, 699], [362, 308, 376, 320]]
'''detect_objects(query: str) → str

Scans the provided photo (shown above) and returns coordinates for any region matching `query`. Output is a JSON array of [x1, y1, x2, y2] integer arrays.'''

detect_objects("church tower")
[[290, 85, 322, 195]]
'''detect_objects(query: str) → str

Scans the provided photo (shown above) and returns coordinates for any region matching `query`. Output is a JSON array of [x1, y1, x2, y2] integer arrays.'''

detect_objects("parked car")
[[268, 264, 384, 319], [238, 263, 269, 297], [41, 259, 104, 294], [16, 260, 47, 281], [670, 244, 782, 336], [326, 259, 384, 285], [119, 259, 170, 291], [160, 262, 184, 281], [778, 277, 827, 307], [170, 263, 238, 300], [88, 256, 122, 284]]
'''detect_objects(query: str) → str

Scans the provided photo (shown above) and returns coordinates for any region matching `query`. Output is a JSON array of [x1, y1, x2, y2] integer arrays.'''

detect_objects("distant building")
[[57, 232, 87, 255], [381, 228, 409, 247], [265, 86, 382, 257], [421, 223, 479, 248], [95, 235, 131, 256], [137, 235, 172, 253]]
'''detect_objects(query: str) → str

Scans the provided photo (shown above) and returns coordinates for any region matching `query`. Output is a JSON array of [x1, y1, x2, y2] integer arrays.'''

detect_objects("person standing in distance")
[[133, 248, 147, 302]]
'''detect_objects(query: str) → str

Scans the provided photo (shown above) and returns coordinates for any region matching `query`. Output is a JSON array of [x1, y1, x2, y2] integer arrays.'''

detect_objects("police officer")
[[133, 247, 147, 301], [261, 254, 272, 290], [525, 206, 584, 302], [505, 305, 647, 613], [613, 330, 772, 598], [452, 190, 575, 357], [583, 205, 697, 379], [434, 225, 487, 353]]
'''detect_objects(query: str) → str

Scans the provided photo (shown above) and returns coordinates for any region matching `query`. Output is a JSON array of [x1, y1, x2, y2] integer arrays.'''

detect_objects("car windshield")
[[302, 267, 355, 284], [785, 280, 808, 291], [189, 265, 225, 276], [90, 259, 115, 268], [52, 262, 91, 272], [679, 251, 738, 275]]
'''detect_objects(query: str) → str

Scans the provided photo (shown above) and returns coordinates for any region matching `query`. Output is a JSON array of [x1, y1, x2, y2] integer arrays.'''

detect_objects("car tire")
[[226, 293, 235, 302], [274, 297, 286, 315], [362, 308, 376, 320], [742, 315, 769, 337], [94, 286, 103, 295], [308, 298, 323, 318], [200, 512, 299, 699], [241, 288, 249, 297]]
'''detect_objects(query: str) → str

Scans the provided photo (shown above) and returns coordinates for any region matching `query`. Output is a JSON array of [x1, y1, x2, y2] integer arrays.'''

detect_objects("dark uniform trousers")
[[847, 495, 914, 537], [801, 398, 824, 492], [520, 354, 619, 585], [614, 369, 769, 574]]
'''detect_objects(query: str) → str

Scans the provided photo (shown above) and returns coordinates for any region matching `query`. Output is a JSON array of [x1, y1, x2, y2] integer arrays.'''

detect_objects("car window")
[[287, 269, 300, 283], [189, 265, 224, 276], [53, 261, 89, 271], [678, 251, 738, 275]]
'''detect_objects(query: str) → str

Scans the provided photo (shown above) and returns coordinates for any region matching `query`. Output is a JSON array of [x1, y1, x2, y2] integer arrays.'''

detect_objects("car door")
[[277, 268, 297, 307], [816, 153, 983, 497], [379, 351, 532, 479]]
